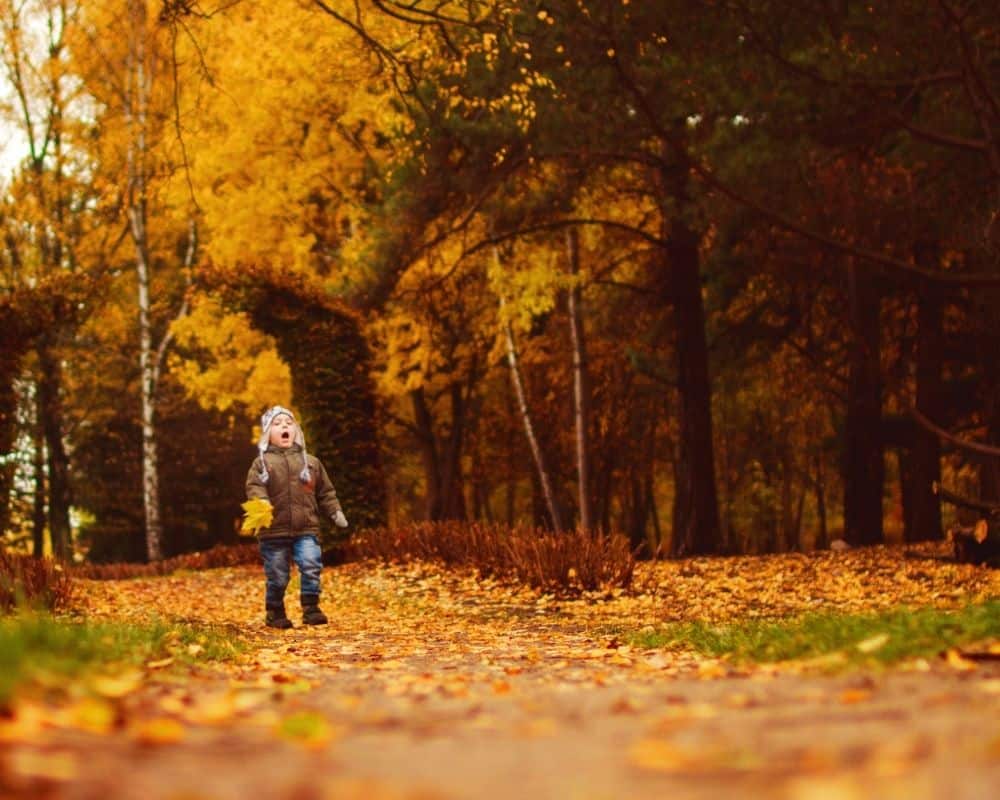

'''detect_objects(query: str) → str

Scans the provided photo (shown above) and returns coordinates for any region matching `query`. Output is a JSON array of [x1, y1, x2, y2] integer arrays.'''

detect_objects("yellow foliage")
[[176, 0, 409, 284], [168, 296, 291, 413]]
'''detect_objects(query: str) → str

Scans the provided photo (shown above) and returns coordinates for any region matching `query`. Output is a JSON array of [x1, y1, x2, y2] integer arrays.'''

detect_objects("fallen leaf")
[[839, 689, 872, 705], [65, 697, 117, 734], [628, 738, 702, 773], [0, 702, 48, 743], [132, 717, 186, 745], [855, 633, 890, 654], [90, 670, 144, 698], [8, 749, 79, 781], [275, 711, 338, 749], [945, 649, 978, 671]]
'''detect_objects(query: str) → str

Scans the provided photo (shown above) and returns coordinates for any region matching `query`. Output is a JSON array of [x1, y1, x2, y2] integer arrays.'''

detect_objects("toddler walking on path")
[[246, 405, 348, 628]]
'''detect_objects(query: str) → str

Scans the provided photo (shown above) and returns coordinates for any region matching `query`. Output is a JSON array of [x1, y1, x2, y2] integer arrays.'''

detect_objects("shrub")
[[73, 542, 260, 580], [350, 522, 635, 595], [0, 550, 74, 613]]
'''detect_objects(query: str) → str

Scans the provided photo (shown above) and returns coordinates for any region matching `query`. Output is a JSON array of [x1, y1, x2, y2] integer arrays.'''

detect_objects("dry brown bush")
[[349, 522, 635, 595], [0, 550, 74, 612], [73, 543, 260, 580]]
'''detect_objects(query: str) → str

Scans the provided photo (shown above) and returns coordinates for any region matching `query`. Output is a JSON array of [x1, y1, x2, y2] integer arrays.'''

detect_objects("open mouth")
[[281, 431, 291, 442]]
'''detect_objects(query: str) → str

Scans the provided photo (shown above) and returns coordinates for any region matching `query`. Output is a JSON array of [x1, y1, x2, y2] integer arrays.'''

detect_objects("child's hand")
[[333, 510, 349, 528]]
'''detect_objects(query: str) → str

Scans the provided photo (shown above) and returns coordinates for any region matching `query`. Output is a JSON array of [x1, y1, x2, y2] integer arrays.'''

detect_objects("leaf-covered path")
[[3, 548, 1000, 799]]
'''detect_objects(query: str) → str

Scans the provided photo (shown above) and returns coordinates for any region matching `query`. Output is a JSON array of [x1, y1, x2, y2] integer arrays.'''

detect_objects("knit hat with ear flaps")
[[257, 405, 312, 484]]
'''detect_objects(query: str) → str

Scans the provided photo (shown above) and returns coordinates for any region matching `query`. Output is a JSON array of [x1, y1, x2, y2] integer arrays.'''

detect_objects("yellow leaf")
[[945, 649, 977, 671], [132, 717, 186, 745], [974, 519, 989, 543], [241, 497, 274, 535], [275, 711, 338, 749], [629, 739, 698, 772], [0, 702, 47, 743], [66, 698, 117, 734], [839, 688, 872, 705], [90, 670, 143, 698], [855, 633, 890, 653], [8, 749, 78, 781]]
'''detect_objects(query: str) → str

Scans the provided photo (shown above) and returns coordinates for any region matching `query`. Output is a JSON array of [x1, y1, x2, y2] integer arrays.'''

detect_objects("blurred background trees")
[[0, 0, 996, 561]]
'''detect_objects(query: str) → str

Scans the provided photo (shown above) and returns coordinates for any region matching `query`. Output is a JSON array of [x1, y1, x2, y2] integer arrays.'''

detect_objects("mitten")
[[333, 509, 349, 528]]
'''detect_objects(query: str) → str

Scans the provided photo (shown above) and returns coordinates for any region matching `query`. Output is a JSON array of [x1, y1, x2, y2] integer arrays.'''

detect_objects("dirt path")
[[3, 558, 999, 799]]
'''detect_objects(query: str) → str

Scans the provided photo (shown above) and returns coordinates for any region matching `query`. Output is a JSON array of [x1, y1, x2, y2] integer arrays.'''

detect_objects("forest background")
[[1, 0, 997, 565]]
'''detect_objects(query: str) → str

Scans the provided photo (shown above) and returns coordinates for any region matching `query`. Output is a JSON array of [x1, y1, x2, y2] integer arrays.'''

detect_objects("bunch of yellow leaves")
[[241, 498, 273, 535]]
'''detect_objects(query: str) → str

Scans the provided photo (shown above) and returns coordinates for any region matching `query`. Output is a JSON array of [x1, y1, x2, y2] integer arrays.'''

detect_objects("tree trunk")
[[843, 260, 884, 546], [904, 272, 945, 541], [976, 298, 1000, 505], [780, 444, 795, 552], [126, 0, 162, 561], [814, 454, 828, 550], [661, 181, 721, 556], [440, 381, 468, 520], [37, 342, 71, 561], [982, 377, 1000, 505], [505, 388, 516, 526], [565, 227, 593, 532], [495, 249, 562, 532], [410, 383, 468, 522], [503, 312, 562, 531], [32, 401, 46, 559], [410, 388, 443, 520]]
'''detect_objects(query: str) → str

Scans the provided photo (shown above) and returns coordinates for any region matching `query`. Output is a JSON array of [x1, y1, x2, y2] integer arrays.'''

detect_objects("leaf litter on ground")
[[1, 540, 998, 798]]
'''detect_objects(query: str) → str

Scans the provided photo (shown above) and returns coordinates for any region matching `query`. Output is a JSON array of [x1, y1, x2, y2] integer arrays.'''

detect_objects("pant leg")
[[292, 534, 323, 598], [259, 538, 292, 607]]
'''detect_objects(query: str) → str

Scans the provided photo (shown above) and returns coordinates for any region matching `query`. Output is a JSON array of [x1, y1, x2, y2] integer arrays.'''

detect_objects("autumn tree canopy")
[[0, 0, 997, 561]]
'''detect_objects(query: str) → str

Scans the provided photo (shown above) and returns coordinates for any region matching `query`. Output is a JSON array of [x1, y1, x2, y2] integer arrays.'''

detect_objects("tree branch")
[[910, 406, 1000, 458]]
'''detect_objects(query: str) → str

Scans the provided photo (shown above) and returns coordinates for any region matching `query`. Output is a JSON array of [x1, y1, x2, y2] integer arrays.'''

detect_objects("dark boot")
[[265, 602, 293, 629], [301, 594, 328, 625]]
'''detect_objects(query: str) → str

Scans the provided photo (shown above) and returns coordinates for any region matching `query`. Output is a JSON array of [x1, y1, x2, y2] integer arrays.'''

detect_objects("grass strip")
[[0, 613, 244, 707], [629, 600, 1000, 666]]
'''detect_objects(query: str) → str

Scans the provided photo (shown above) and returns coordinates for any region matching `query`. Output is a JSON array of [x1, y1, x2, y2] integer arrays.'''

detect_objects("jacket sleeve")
[[314, 458, 343, 518], [246, 458, 270, 501]]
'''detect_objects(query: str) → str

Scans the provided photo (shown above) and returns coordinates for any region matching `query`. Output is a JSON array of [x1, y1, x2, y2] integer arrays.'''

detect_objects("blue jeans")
[[259, 535, 323, 607]]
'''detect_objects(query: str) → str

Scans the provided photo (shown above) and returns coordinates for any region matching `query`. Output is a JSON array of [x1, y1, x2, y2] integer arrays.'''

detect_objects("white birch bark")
[[493, 247, 563, 532], [565, 227, 592, 533], [126, 0, 162, 561]]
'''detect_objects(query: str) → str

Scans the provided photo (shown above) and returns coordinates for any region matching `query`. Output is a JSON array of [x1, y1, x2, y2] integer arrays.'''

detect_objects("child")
[[246, 405, 348, 628]]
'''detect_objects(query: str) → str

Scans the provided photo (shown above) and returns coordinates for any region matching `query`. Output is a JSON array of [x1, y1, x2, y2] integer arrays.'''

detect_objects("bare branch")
[[911, 406, 1000, 458]]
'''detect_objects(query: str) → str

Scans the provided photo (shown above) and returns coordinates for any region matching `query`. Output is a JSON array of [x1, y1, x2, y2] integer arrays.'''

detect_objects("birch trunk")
[[565, 227, 593, 533], [32, 392, 46, 559], [125, 0, 163, 561], [494, 249, 562, 532]]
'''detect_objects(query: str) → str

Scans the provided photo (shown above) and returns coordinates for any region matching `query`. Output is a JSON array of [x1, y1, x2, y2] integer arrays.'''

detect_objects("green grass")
[[0, 613, 245, 707], [629, 601, 1000, 667]]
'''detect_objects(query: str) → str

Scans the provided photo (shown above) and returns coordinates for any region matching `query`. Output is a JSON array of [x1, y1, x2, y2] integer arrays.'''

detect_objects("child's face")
[[268, 414, 297, 448]]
